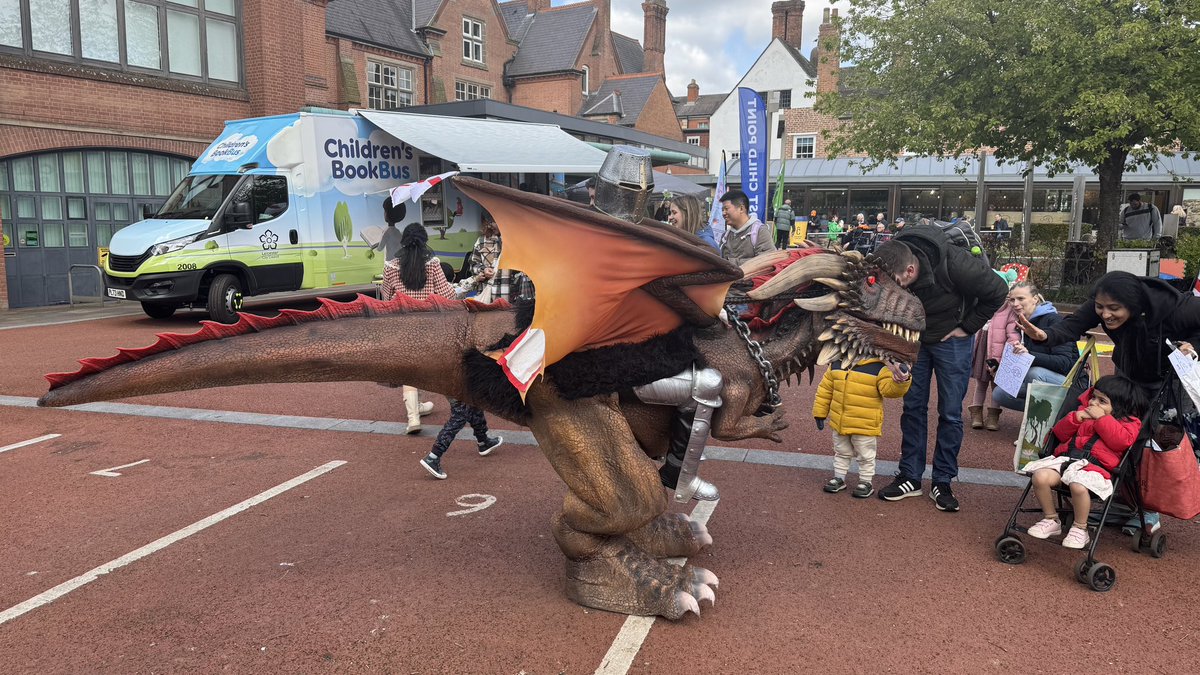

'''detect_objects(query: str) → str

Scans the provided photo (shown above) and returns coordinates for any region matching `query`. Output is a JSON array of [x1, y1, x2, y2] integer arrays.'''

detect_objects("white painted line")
[[89, 459, 151, 478], [595, 499, 719, 675], [0, 460, 347, 627], [0, 434, 61, 454]]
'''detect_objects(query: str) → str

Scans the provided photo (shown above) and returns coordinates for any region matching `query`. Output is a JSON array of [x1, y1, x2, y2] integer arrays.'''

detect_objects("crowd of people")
[[378, 168, 1199, 550]]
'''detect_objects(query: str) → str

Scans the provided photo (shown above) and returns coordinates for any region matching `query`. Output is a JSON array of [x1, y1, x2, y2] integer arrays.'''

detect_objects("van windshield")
[[156, 174, 242, 220]]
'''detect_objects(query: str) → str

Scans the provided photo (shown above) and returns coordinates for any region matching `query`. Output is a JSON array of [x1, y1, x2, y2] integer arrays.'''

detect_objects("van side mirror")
[[225, 201, 254, 229]]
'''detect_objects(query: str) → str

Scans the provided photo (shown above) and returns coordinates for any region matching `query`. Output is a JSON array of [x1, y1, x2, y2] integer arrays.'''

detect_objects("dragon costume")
[[39, 176, 925, 620]]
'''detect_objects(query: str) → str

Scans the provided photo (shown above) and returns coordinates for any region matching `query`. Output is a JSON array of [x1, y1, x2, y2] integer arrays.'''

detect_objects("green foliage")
[[816, 0, 1200, 254], [1176, 228, 1200, 280]]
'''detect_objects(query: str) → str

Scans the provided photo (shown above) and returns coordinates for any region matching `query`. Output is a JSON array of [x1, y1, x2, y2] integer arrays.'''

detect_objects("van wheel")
[[140, 302, 178, 319], [207, 274, 243, 324]]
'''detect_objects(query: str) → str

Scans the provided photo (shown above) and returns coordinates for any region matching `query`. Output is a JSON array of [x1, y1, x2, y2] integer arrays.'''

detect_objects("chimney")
[[642, 0, 668, 75], [528, 0, 551, 11], [770, 0, 805, 53], [816, 8, 840, 94], [687, 79, 699, 103], [591, 0, 610, 59]]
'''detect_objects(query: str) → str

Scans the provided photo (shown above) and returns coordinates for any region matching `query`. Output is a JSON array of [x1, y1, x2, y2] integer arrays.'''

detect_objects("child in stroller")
[[1022, 375, 1149, 549]]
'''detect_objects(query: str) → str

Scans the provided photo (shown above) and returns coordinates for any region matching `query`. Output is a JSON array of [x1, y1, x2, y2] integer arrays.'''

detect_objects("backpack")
[[922, 217, 989, 266]]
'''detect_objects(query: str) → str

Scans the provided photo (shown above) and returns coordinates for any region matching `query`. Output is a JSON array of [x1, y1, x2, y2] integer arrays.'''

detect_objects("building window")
[[368, 61, 414, 110], [1, 0, 241, 85], [454, 81, 491, 101], [686, 136, 701, 146], [581, 65, 589, 93], [730, 152, 740, 161], [792, 134, 816, 159], [778, 89, 792, 108], [462, 17, 484, 64]]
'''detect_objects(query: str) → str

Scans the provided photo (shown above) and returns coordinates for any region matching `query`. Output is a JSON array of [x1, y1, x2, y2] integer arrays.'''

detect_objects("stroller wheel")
[[1086, 562, 1117, 592], [1149, 532, 1167, 559], [1074, 558, 1094, 584], [994, 536, 1026, 565]]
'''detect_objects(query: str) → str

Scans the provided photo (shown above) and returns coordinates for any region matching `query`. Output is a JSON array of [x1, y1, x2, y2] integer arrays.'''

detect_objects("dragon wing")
[[454, 177, 741, 395]]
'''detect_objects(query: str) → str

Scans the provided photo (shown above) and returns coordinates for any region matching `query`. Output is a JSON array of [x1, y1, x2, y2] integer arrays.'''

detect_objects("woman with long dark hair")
[[381, 224, 491, 433]]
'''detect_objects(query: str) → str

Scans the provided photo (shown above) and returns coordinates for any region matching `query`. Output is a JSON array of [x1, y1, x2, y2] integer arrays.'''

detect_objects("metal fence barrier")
[[68, 264, 118, 307]]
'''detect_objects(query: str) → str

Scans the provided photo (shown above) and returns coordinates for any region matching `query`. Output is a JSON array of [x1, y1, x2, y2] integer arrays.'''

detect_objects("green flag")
[[772, 162, 786, 211]]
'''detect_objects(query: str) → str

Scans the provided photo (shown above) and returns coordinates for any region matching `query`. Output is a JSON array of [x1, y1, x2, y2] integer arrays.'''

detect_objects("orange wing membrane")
[[454, 177, 741, 395]]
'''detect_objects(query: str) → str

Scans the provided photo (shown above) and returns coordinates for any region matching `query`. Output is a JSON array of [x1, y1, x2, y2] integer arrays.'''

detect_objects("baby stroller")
[[993, 380, 1174, 592]]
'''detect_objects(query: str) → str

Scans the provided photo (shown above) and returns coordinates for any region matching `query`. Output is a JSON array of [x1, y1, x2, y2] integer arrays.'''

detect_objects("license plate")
[[106, 288, 126, 299]]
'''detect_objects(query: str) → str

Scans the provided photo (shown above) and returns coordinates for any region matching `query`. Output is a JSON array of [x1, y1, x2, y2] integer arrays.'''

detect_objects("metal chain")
[[725, 303, 782, 412]]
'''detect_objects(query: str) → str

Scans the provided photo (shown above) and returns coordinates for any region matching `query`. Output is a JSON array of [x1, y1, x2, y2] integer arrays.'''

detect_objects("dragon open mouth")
[[817, 313, 922, 368]]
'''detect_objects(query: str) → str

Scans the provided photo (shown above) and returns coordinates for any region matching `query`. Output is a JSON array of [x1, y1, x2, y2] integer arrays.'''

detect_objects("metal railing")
[[68, 264, 118, 307]]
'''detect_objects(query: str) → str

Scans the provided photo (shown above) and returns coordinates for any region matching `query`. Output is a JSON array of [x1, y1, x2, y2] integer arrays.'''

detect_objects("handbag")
[[1140, 427, 1200, 519], [1013, 337, 1101, 472]]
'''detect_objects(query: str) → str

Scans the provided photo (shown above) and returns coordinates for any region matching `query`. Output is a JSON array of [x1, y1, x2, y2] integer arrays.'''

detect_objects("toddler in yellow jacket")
[[812, 357, 912, 498]]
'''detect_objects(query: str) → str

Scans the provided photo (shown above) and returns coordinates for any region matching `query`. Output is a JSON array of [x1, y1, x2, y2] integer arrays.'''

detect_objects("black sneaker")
[[823, 477, 847, 493], [879, 475, 922, 501], [478, 436, 504, 456], [930, 482, 959, 512], [852, 481, 874, 499], [420, 456, 447, 479]]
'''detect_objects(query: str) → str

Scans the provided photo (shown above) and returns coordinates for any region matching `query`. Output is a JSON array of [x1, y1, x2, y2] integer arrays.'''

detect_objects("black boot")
[[658, 410, 694, 489]]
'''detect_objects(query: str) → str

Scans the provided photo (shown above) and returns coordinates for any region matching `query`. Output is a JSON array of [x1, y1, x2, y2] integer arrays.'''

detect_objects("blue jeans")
[[899, 335, 974, 484], [992, 366, 1067, 411]]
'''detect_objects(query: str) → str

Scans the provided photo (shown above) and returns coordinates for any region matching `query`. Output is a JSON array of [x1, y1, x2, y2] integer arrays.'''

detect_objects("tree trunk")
[[1094, 148, 1126, 257]]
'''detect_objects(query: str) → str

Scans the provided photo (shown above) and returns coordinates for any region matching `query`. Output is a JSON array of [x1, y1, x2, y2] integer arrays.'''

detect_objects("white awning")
[[358, 110, 608, 173]]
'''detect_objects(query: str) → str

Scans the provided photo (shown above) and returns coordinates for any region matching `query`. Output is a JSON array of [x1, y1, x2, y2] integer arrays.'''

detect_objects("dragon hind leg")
[[526, 384, 718, 618]]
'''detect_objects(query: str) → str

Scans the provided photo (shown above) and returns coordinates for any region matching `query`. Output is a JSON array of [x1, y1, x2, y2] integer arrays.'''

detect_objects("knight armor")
[[593, 145, 654, 222]]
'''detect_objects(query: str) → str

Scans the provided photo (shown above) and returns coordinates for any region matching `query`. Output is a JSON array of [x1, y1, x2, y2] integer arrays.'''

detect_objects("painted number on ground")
[[447, 494, 496, 517], [90, 459, 150, 478]]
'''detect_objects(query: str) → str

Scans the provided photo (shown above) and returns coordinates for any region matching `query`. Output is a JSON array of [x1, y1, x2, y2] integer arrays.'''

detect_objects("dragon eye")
[[866, 275, 877, 286]]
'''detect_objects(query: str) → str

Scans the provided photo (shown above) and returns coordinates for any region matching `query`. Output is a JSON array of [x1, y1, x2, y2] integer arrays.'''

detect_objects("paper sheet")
[[995, 343, 1035, 398], [1167, 340, 1200, 411]]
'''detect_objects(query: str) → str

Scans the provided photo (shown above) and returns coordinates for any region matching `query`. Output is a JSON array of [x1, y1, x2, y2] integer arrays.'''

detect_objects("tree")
[[814, 0, 1200, 253]]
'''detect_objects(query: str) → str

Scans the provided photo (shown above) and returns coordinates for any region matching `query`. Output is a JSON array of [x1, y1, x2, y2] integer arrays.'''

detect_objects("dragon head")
[[733, 246, 925, 373]]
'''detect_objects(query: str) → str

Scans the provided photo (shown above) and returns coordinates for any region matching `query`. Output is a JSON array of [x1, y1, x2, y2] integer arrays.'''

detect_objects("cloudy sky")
[[552, 0, 838, 96]]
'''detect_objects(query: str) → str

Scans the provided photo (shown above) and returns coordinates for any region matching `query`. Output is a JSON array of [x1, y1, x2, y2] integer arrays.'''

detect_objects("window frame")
[[462, 16, 485, 65], [366, 59, 415, 110], [454, 79, 491, 101], [1, 0, 244, 86], [686, 136, 701, 146], [581, 64, 589, 93], [792, 134, 816, 159]]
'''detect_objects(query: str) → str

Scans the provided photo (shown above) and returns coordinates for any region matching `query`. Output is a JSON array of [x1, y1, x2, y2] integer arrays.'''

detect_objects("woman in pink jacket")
[[967, 269, 1019, 430]]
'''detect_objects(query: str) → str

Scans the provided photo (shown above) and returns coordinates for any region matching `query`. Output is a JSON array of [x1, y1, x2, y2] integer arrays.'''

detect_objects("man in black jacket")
[[872, 227, 1009, 511]]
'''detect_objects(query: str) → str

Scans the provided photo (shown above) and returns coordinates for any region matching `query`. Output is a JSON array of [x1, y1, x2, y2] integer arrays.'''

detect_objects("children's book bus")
[[103, 108, 605, 322]]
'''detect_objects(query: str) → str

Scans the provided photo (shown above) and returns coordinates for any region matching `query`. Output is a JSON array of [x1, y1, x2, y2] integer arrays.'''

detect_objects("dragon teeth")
[[819, 328, 835, 341]]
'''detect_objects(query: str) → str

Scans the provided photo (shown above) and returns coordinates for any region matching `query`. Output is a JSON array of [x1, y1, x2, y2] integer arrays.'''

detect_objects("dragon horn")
[[739, 249, 793, 279], [794, 295, 839, 312], [747, 253, 848, 300]]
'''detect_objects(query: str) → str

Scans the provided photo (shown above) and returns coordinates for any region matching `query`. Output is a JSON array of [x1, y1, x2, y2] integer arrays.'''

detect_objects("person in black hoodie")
[[1018, 272, 1200, 399], [872, 227, 1009, 512], [1018, 271, 1200, 535]]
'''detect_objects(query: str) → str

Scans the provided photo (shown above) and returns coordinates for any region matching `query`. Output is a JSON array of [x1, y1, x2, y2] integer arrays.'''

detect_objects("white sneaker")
[[1027, 518, 1062, 540], [418, 401, 434, 416]]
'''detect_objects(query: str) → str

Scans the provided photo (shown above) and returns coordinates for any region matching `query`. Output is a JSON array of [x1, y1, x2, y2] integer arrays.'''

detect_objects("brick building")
[[671, 80, 725, 173], [0, 0, 682, 309]]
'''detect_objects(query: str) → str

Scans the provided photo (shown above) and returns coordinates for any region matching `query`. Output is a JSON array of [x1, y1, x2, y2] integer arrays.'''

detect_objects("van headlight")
[[151, 234, 198, 256]]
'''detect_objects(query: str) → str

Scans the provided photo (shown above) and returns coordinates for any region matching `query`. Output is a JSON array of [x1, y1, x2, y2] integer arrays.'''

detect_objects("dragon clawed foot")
[[564, 538, 719, 620], [627, 512, 712, 558]]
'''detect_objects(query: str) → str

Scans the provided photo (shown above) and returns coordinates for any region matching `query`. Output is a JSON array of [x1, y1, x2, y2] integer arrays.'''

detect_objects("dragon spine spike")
[[44, 292, 513, 390]]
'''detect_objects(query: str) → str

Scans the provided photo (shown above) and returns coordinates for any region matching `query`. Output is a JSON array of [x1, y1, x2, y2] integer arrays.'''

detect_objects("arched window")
[[581, 66, 590, 94]]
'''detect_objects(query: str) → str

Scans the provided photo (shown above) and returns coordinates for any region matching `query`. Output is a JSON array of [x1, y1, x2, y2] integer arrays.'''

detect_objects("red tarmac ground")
[[2, 303, 1198, 673]]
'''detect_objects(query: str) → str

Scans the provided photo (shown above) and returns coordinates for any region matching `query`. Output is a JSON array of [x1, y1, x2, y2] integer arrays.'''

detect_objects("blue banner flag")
[[709, 151, 727, 245], [737, 88, 767, 220]]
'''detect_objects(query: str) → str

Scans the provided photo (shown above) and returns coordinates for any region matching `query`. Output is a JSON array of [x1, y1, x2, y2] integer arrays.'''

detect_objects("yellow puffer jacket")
[[811, 359, 912, 436]]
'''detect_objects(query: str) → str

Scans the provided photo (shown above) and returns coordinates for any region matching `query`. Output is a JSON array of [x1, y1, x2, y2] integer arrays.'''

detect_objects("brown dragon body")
[[38, 244, 923, 620]]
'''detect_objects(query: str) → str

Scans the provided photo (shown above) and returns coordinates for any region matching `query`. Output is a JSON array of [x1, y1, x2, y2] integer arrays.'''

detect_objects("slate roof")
[[506, 3, 596, 77], [413, 0, 441, 28], [326, 0, 429, 57], [581, 73, 662, 126], [779, 40, 817, 79], [612, 32, 645, 74], [498, 1, 534, 42], [673, 92, 725, 118]]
